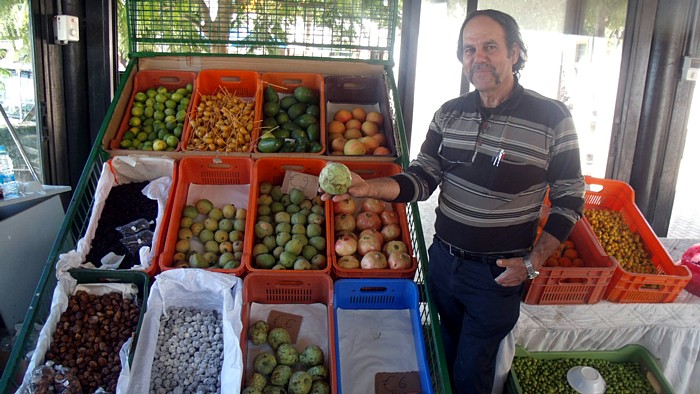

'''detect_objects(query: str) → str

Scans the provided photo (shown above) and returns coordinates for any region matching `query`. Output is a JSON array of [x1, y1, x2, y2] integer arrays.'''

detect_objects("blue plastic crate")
[[333, 279, 433, 394]]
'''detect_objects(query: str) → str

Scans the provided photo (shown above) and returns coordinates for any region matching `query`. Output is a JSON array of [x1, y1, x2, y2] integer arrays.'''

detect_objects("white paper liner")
[[17, 278, 139, 394], [336, 308, 418, 393], [125, 269, 243, 394], [67, 155, 175, 273]]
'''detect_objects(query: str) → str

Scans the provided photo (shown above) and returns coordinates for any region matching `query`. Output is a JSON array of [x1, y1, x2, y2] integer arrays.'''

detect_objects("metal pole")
[[0, 102, 42, 183]]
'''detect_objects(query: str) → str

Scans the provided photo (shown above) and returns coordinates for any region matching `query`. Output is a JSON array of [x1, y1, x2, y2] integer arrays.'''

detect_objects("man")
[[320, 9, 585, 393]]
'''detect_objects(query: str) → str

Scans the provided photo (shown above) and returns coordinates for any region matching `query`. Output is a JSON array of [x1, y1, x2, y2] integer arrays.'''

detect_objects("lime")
[[165, 99, 177, 109], [132, 101, 144, 108], [153, 120, 165, 131], [166, 135, 179, 147], [180, 97, 190, 106], [142, 144, 153, 151], [157, 129, 168, 139], [176, 109, 187, 121], [173, 126, 183, 138], [176, 88, 188, 96], [129, 116, 141, 127], [135, 92, 148, 102], [164, 115, 176, 124], [153, 139, 168, 151], [146, 88, 157, 98], [144, 107, 154, 118], [186, 83, 193, 92], [131, 106, 144, 117], [136, 131, 148, 142], [157, 86, 168, 94], [155, 93, 168, 103], [164, 108, 176, 117], [143, 117, 155, 126], [171, 92, 183, 102], [147, 131, 158, 141], [119, 139, 132, 148], [153, 111, 165, 121], [154, 102, 165, 112], [123, 131, 136, 140], [145, 98, 155, 107], [143, 124, 154, 134]]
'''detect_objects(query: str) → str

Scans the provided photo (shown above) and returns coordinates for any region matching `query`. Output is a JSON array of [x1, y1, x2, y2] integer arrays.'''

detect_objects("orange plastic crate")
[[523, 220, 616, 305], [109, 69, 197, 151], [583, 176, 691, 303], [159, 156, 254, 277], [241, 272, 337, 394], [181, 69, 260, 152], [245, 157, 333, 275], [328, 161, 418, 279], [253, 72, 326, 155]]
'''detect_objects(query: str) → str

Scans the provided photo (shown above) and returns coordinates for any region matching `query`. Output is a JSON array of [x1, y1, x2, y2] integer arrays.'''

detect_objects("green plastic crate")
[[506, 344, 674, 394]]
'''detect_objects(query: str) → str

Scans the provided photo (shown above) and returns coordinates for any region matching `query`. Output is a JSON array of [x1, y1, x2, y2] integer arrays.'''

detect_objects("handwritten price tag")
[[375, 372, 421, 394], [280, 170, 319, 200], [267, 310, 303, 343]]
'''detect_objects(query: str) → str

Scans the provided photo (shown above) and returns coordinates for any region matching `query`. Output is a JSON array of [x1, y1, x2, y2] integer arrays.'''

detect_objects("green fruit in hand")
[[319, 162, 352, 195]]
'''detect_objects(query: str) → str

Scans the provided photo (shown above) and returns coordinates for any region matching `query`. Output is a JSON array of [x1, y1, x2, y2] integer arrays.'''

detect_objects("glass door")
[[409, 0, 628, 180]]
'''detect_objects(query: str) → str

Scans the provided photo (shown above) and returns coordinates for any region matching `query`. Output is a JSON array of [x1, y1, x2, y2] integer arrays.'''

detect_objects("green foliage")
[[118, 0, 399, 57]]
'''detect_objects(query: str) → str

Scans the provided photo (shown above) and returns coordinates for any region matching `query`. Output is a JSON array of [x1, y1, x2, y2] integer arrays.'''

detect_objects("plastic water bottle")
[[0, 145, 19, 197]]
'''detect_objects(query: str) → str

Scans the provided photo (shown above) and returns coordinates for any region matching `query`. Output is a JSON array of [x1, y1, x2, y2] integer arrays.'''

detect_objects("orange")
[[344, 128, 363, 140], [373, 146, 391, 155], [351, 107, 367, 121], [334, 109, 352, 123], [328, 120, 346, 134], [345, 118, 362, 130], [558, 256, 573, 267], [563, 248, 578, 259]]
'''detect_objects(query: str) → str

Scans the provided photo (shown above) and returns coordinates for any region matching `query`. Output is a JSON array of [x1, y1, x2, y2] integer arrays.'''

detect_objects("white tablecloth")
[[513, 290, 700, 394]]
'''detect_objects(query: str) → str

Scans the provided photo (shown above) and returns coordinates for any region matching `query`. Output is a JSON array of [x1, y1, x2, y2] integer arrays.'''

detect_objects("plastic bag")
[[680, 243, 700, 296], [27, 362, 82, 394], [119, 229, 153, 256], [115, 218, 153, 237]]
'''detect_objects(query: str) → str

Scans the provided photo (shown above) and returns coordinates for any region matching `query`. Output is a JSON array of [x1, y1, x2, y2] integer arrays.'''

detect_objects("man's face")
[[461, 16, 519, 94]]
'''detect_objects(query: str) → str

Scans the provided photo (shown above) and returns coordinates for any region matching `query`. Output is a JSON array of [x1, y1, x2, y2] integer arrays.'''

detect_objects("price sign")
[[375, 371, 422, 394], [267, 310, 303, 343], [281, 170, 319, 200]]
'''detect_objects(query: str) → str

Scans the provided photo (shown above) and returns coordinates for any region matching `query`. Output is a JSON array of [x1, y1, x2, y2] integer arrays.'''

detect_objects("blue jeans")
[[428, 237, 524, 393]]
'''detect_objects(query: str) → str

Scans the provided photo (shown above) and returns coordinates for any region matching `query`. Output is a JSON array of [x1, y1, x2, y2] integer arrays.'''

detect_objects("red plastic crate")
[[181, 69, 260, 153], [245, 157, 333, 275], [328, 161, 418, 279], [523, 220, 616, 305], [583, 176, 691, 303], [241, 272, 337, 394], [253, 72, 327, 155], [159, 156, 254, 277], [108, 69, 197, 151]]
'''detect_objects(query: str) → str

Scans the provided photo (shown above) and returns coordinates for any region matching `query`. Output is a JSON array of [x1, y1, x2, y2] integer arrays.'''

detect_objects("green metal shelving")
[[0, 1, 452, 392]]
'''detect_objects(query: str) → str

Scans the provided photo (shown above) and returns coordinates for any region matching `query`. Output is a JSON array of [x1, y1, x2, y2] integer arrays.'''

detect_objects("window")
[[0, 1, 42, 184]]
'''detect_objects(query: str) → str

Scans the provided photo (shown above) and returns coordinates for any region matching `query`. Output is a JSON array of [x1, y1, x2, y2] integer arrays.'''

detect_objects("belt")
[[437, 237, 524, 264]]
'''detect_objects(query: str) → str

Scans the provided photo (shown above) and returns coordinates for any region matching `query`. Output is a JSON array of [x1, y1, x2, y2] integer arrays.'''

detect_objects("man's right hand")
[[319, 171, 369, 202]]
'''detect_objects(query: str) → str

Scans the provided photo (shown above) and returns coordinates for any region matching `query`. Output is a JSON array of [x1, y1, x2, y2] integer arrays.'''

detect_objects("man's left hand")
[[494, 258, 529, 287]]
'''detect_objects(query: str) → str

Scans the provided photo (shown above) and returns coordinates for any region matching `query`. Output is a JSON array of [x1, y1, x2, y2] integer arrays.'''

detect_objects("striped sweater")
[[391, 81, 585, 255]]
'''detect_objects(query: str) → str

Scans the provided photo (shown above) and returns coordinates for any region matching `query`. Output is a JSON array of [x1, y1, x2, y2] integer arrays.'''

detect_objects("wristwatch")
[[523, 257, 539, 280]]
